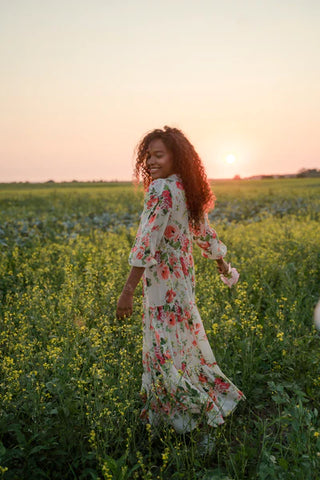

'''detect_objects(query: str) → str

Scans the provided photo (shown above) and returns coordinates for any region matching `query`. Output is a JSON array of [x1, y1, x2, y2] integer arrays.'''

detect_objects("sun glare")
[[226, 154, 236, 164]]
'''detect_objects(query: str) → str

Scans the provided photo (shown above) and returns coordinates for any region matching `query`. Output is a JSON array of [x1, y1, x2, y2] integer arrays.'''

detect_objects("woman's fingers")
[[217, 261, 231, 276], [217, 265, 228, 275], [116, 307, 133, 319], [216, 259, 229, 275]]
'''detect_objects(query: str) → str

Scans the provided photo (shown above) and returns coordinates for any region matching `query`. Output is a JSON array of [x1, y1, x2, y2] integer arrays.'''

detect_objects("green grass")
[[0, 178, 320, 479]]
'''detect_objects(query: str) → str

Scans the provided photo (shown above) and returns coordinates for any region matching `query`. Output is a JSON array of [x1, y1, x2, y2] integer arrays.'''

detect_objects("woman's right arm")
[[116, 178, 173, 319]]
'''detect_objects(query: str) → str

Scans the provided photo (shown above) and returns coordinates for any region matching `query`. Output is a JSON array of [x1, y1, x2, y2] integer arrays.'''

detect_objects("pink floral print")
[[129, 174, 245, 433]]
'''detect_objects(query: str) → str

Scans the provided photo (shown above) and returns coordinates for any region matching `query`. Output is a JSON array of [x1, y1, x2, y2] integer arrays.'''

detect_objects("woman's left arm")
[[116, 266, 145, 319], [193, 213, 227, 261], [193, 214, 234, 277]]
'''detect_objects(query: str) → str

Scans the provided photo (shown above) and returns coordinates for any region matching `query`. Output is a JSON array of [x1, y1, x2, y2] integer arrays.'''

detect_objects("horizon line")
[[1, 168, 320, 185], [1, 171, 319, 184]]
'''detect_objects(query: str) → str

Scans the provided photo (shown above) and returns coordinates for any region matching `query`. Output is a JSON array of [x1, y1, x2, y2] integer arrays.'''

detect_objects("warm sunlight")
[[226, 154, 236, 164]]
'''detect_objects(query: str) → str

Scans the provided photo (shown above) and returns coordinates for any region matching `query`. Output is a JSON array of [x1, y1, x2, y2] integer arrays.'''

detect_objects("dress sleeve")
[[192, 213, 227, 260], [129, 179, 173, 268]]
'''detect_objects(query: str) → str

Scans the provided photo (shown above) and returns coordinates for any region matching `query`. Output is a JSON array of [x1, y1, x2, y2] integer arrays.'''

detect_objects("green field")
[[0, 178, 320, 479]]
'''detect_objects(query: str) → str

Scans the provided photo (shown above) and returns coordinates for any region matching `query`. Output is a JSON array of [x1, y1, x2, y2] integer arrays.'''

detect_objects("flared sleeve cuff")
[[128, 238, 159, 268], [193, 214, 227, 260]]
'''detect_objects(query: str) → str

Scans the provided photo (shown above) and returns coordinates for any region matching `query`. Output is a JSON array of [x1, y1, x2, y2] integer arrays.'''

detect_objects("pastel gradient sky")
[[1, 0, 320, 181]]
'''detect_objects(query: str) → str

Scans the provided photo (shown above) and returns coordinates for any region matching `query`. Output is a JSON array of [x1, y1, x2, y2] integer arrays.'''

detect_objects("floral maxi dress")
[[129, 174, 244, 433]]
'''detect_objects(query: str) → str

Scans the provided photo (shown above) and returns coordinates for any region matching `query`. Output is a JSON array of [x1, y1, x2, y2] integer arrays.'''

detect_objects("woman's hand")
[[216, 259, 240, 287], [216, 258, 230, 276], [116, 291, 133, 319], [115, 267, 145, 319]]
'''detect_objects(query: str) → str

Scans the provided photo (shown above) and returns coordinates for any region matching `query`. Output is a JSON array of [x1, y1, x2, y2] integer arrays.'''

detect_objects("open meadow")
[[0, 178, 320, 480]]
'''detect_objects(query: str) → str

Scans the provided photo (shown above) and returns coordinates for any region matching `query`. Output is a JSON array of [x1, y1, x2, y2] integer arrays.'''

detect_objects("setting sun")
[[226, 154, 236, 164]]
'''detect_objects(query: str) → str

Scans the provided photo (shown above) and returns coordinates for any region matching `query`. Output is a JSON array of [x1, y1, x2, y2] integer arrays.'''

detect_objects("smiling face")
[[146, 138, 175, 180]]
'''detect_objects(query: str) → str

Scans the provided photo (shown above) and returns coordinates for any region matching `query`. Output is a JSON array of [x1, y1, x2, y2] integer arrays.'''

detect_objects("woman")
[[116, 126, 244, 434]]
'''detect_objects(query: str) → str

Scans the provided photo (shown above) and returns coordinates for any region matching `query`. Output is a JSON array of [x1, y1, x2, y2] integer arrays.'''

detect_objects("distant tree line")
[[296, 168, 320, 178], [237, 168, 320, 180]]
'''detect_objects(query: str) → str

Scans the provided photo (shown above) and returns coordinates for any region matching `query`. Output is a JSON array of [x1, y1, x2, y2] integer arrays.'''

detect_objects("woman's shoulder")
[[148, 174, 183, 196]]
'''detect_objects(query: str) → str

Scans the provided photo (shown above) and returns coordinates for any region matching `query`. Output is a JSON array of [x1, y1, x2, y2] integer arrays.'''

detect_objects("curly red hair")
[[134, 126, 215, 229]]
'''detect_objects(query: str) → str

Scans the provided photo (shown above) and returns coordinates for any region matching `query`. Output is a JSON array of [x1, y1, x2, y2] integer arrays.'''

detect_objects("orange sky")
[[1, 0, 320, 181]]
